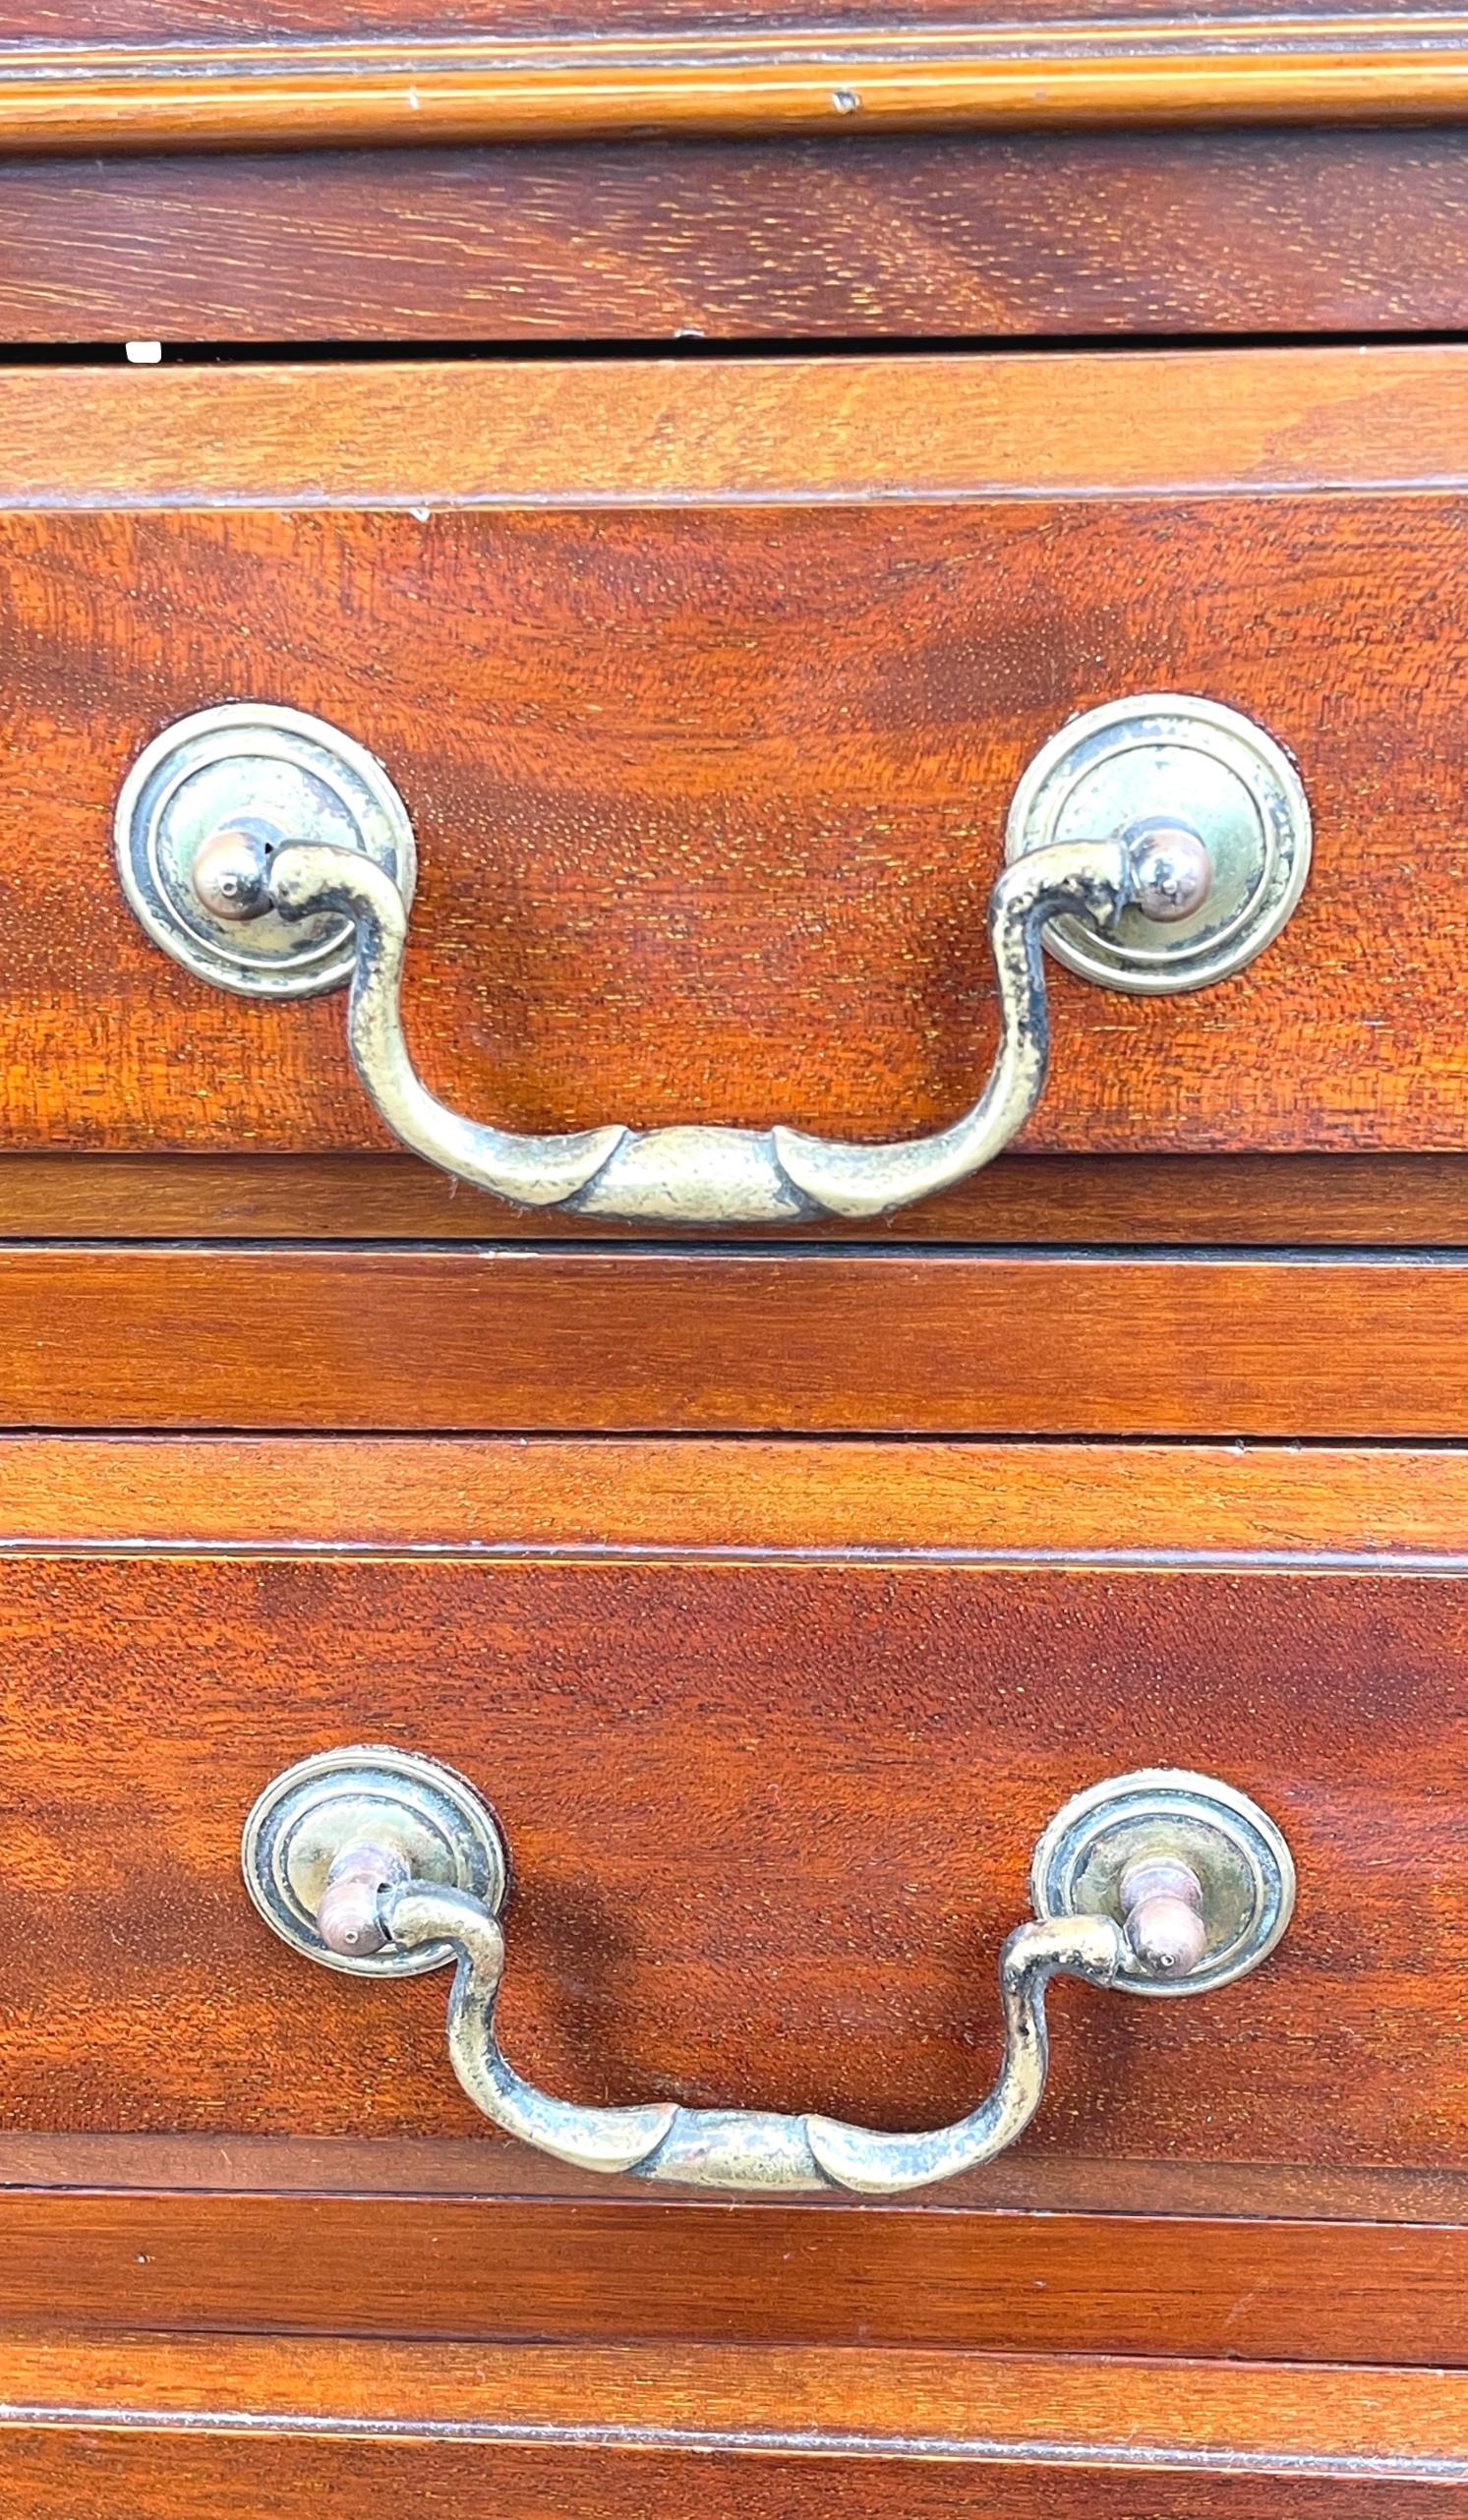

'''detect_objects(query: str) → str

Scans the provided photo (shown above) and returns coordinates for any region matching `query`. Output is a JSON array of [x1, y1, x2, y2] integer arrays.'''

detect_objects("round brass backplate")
[[1029, 1768, 1295, 1997], [116, 702, 417, 999], [242, 1747, 507, 1977], [1006, 694, 1311, 993]]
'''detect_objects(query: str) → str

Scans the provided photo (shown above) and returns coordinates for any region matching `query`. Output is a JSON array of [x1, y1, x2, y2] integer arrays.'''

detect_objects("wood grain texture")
[[4, 349, 1467, 501], [0, 1151, 1454, 1242], [4, 1434, 1468, 1553], [3, 1549, 1468, 2172], [11, 133, 1468, 344], [3, 1152, 1468, 1245], [3, 2330, 1467, 2475], [1, 2430, 1458, 2520], [4, 2181, 1468, 2363], [12, 2129, 1468, 2216], [2, 1248, 1468, 1434], [1, 356, 1468, 1167], [8, 20, 1468, 154]]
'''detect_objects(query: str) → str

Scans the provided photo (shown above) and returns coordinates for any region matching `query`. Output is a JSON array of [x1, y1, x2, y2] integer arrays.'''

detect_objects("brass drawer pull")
[[244, 1751, 1294, 2197], [118, 694, 1310, 1227]]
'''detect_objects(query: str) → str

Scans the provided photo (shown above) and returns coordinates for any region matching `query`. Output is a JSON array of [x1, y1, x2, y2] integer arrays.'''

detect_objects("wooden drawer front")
[[4, 1438, 1468, 2280], [7, 1436, 1468, 2496], [9, 1537, 1444, 2167], [2, 348, 1467, 1218]]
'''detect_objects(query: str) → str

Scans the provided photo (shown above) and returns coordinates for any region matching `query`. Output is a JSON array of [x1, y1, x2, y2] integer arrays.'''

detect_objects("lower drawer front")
[[6, 1434, 1468, 2502], [12, 1530, 1441, 2164], [5, 1436, 1468, 2366]]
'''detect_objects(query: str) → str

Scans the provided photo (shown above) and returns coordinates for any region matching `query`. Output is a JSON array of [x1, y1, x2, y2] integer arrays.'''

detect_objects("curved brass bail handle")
[[244, 1754, 1295, 2199], [378, 1885, 1123, 2194], [244, 821, 1208, 1226]]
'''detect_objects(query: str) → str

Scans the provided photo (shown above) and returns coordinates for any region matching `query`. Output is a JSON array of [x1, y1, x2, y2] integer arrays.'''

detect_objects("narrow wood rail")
[[0, 1246, 1464, 1435], [1, 1436, 1468, 1555], [7, 18, 1468, 155]]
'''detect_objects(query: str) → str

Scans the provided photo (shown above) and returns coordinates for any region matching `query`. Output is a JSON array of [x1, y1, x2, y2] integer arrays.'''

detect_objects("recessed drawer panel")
[[2, 349, 1467, 1231]]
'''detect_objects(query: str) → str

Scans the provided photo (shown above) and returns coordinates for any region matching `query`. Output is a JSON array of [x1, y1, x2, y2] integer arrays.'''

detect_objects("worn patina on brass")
[[118, 695, 1310, 1227], [243, 1753, 1295, 2197]]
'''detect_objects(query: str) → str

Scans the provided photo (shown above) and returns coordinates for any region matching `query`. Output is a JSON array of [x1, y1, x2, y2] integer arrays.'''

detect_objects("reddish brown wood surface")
[[1, 1247, 1466, 1434], [3, 2184, 1468, 2366], [13, 134, 1468, 343], [0, 354, 1464, 1168], [10, 0, 1462, 28], [6, 18, 1468, 153], [4, 1433, 1468, 1553], [9, 2129, 1468, 2217], [3, 1545, 1466, 2170], [1, 1151, 1466, 1245], [1, 2328, 1465, 2509], [4, 348, 1463, 500], [2, 2418, 1458, 2520]]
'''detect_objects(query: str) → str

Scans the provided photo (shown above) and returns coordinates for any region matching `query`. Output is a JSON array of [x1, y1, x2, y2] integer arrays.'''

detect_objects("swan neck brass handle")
[[243, 1753, 1295, 2198], [117, 695, 1312, 1230], [261, 821, 1189, 1225]]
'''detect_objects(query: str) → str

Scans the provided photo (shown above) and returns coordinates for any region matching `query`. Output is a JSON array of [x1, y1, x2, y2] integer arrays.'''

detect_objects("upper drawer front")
[[4, 347, 1468, 1219]]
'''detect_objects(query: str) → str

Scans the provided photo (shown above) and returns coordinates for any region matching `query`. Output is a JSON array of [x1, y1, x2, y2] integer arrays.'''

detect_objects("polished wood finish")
[[5, 1434, 1468, 1553], [3, 2330, 1466, 2490], [1, 352, 1468, 1172], [11, 132, 1468, 344], [7, 19, 1468, 156], [15, 0, 1465, 25], [1, 1247, 1465, 1434], [4, 348, 1465, 501], [3, 1540, 1465, 2167], [0, 0, 1453, 2489], [7, 2183, 1468, 2367], [11, 2130, 1468, 2214], [6, 1431, 1468, 2373], [4, 2355, 1460, 2520], [4, 1151, 1468, 1245], [0, 2445, 1450, 2520]]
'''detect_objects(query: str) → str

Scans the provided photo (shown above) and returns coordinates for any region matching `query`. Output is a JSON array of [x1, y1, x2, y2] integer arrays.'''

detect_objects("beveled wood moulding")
[[8, 17, 1468, 155], [1, 349, 1464, 503], [2, 2339, 1464, 2519], [5, 1434, 1468, 1556]]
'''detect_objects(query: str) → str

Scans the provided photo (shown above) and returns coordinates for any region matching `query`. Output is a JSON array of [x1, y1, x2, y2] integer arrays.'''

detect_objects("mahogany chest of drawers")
[[3, 8, 1468, 2513]]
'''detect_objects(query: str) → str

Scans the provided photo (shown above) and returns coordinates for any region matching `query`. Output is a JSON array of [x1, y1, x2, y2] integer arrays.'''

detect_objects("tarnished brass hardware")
[[115, 703, 417, 1001], [1006, 693, 1312, 995], [242, 1745, 506, 1981], [119, 694, 1309, 1224], [243, 1753, 1294, 2196]]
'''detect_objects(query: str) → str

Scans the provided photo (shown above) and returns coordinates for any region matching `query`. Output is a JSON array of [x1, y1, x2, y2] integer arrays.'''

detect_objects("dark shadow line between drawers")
[[15, 328, 1468, 369], [5, 1238, 1468, 1260]]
